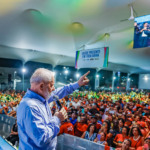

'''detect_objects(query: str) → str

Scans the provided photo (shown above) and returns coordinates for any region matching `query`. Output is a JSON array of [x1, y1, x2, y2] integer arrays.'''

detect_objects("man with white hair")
[[17, 68, 90, 150]]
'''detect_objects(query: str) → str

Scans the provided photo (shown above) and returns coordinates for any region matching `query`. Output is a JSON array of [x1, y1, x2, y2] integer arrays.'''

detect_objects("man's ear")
[[39, 82, 44, 91]]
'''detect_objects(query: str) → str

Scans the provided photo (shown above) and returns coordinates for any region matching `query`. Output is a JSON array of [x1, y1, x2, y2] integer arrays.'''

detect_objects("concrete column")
[[112, 71, 116, 92], [95, 75, 99, 90], [126, 73, 130, 91]]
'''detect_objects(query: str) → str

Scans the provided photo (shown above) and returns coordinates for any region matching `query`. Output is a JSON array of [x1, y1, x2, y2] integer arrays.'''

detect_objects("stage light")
[[113, 77, 116, 80], [70, 22, 84, 33], [96, 74, 99, 78], [76, 73, 80, 78], [127, 78, 130, 81], [64, 70, 69, 75], [22, 68, 26, 73], [104, 33, 110, 38], [144, 76, 148, 81]]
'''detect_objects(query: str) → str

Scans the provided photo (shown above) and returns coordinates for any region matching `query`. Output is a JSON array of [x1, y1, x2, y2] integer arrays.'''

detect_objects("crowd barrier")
[[0, 115, 16, 138], [56, 134, 107, 150], [0, 115, 113, 150]]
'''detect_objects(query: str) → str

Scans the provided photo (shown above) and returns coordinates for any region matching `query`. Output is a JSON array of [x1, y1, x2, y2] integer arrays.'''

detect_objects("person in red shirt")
[[113, 126, 129, 148], [88, 116, 101, 132], [137, 121, 148, 138], [129, 126, 144, 150], [74, 116, 88, 137], [124, 118, 132, 128], [115, 139, 131, 150], [137, 137, 150, 150], [135, 115, 141, 122], [59, 119, 74, 136]]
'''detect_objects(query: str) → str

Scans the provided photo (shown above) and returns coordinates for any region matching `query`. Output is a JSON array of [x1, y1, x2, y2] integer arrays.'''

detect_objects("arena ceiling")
[[0, 0, 150, 73]]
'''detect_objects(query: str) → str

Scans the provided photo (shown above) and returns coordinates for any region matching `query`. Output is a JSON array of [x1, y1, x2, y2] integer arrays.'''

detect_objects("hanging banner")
[[75, 47, 109, 69]]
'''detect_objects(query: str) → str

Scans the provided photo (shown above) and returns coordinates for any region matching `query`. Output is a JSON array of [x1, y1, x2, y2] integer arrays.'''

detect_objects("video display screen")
[[133, 15, 150, 48]]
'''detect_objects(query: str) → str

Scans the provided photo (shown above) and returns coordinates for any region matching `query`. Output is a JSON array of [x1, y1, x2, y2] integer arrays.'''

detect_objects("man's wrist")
[[77, 81, 81, 87], [73, 82, 80, 88]]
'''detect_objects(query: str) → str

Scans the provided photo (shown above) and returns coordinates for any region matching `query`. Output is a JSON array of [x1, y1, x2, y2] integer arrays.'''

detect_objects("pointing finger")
[[83, 71, 90, 78]]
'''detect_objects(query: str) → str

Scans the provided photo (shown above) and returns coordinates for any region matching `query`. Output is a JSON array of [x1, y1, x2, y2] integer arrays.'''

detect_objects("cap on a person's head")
[[104, 104, 107, 107], [137, 121, 146, 128], [136, 104, 141, 107], [127, 118, 133, 122], [133, 108, 137, 111]]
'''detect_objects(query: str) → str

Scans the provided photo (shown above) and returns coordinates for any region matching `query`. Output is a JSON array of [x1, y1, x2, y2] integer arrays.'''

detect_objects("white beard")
[[45, 91, 52, 101]]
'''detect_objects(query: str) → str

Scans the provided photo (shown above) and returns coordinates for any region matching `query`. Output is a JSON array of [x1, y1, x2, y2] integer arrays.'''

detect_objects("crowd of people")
[[0, 90, 23, 146], [55, 91, 150, 150], [0, 91, 23, 117], [0, 90, 150, 149]]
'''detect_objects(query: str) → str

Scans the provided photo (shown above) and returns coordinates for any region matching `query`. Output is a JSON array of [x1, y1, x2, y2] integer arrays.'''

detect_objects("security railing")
[[0, 115, 113, 150], [0, 115, 16, 138], [57, 134, 106, 150]]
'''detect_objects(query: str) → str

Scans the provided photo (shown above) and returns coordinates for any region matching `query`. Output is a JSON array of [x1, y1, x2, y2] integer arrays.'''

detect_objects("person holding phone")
[[94, 131, 108, 145]]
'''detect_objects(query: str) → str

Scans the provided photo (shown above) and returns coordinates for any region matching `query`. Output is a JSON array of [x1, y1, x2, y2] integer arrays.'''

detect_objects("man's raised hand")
[[78, 71, 90, 87]]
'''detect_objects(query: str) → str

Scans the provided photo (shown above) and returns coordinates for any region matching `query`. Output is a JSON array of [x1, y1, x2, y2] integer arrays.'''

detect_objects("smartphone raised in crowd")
[[97, 134, 101, 141]]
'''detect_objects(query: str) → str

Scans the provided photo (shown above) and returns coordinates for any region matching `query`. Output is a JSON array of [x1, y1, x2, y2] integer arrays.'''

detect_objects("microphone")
[[53, 95, 62, 110]]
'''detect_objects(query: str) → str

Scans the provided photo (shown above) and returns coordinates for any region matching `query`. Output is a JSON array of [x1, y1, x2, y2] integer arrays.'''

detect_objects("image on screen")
[[133, 14, 150, 48]]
